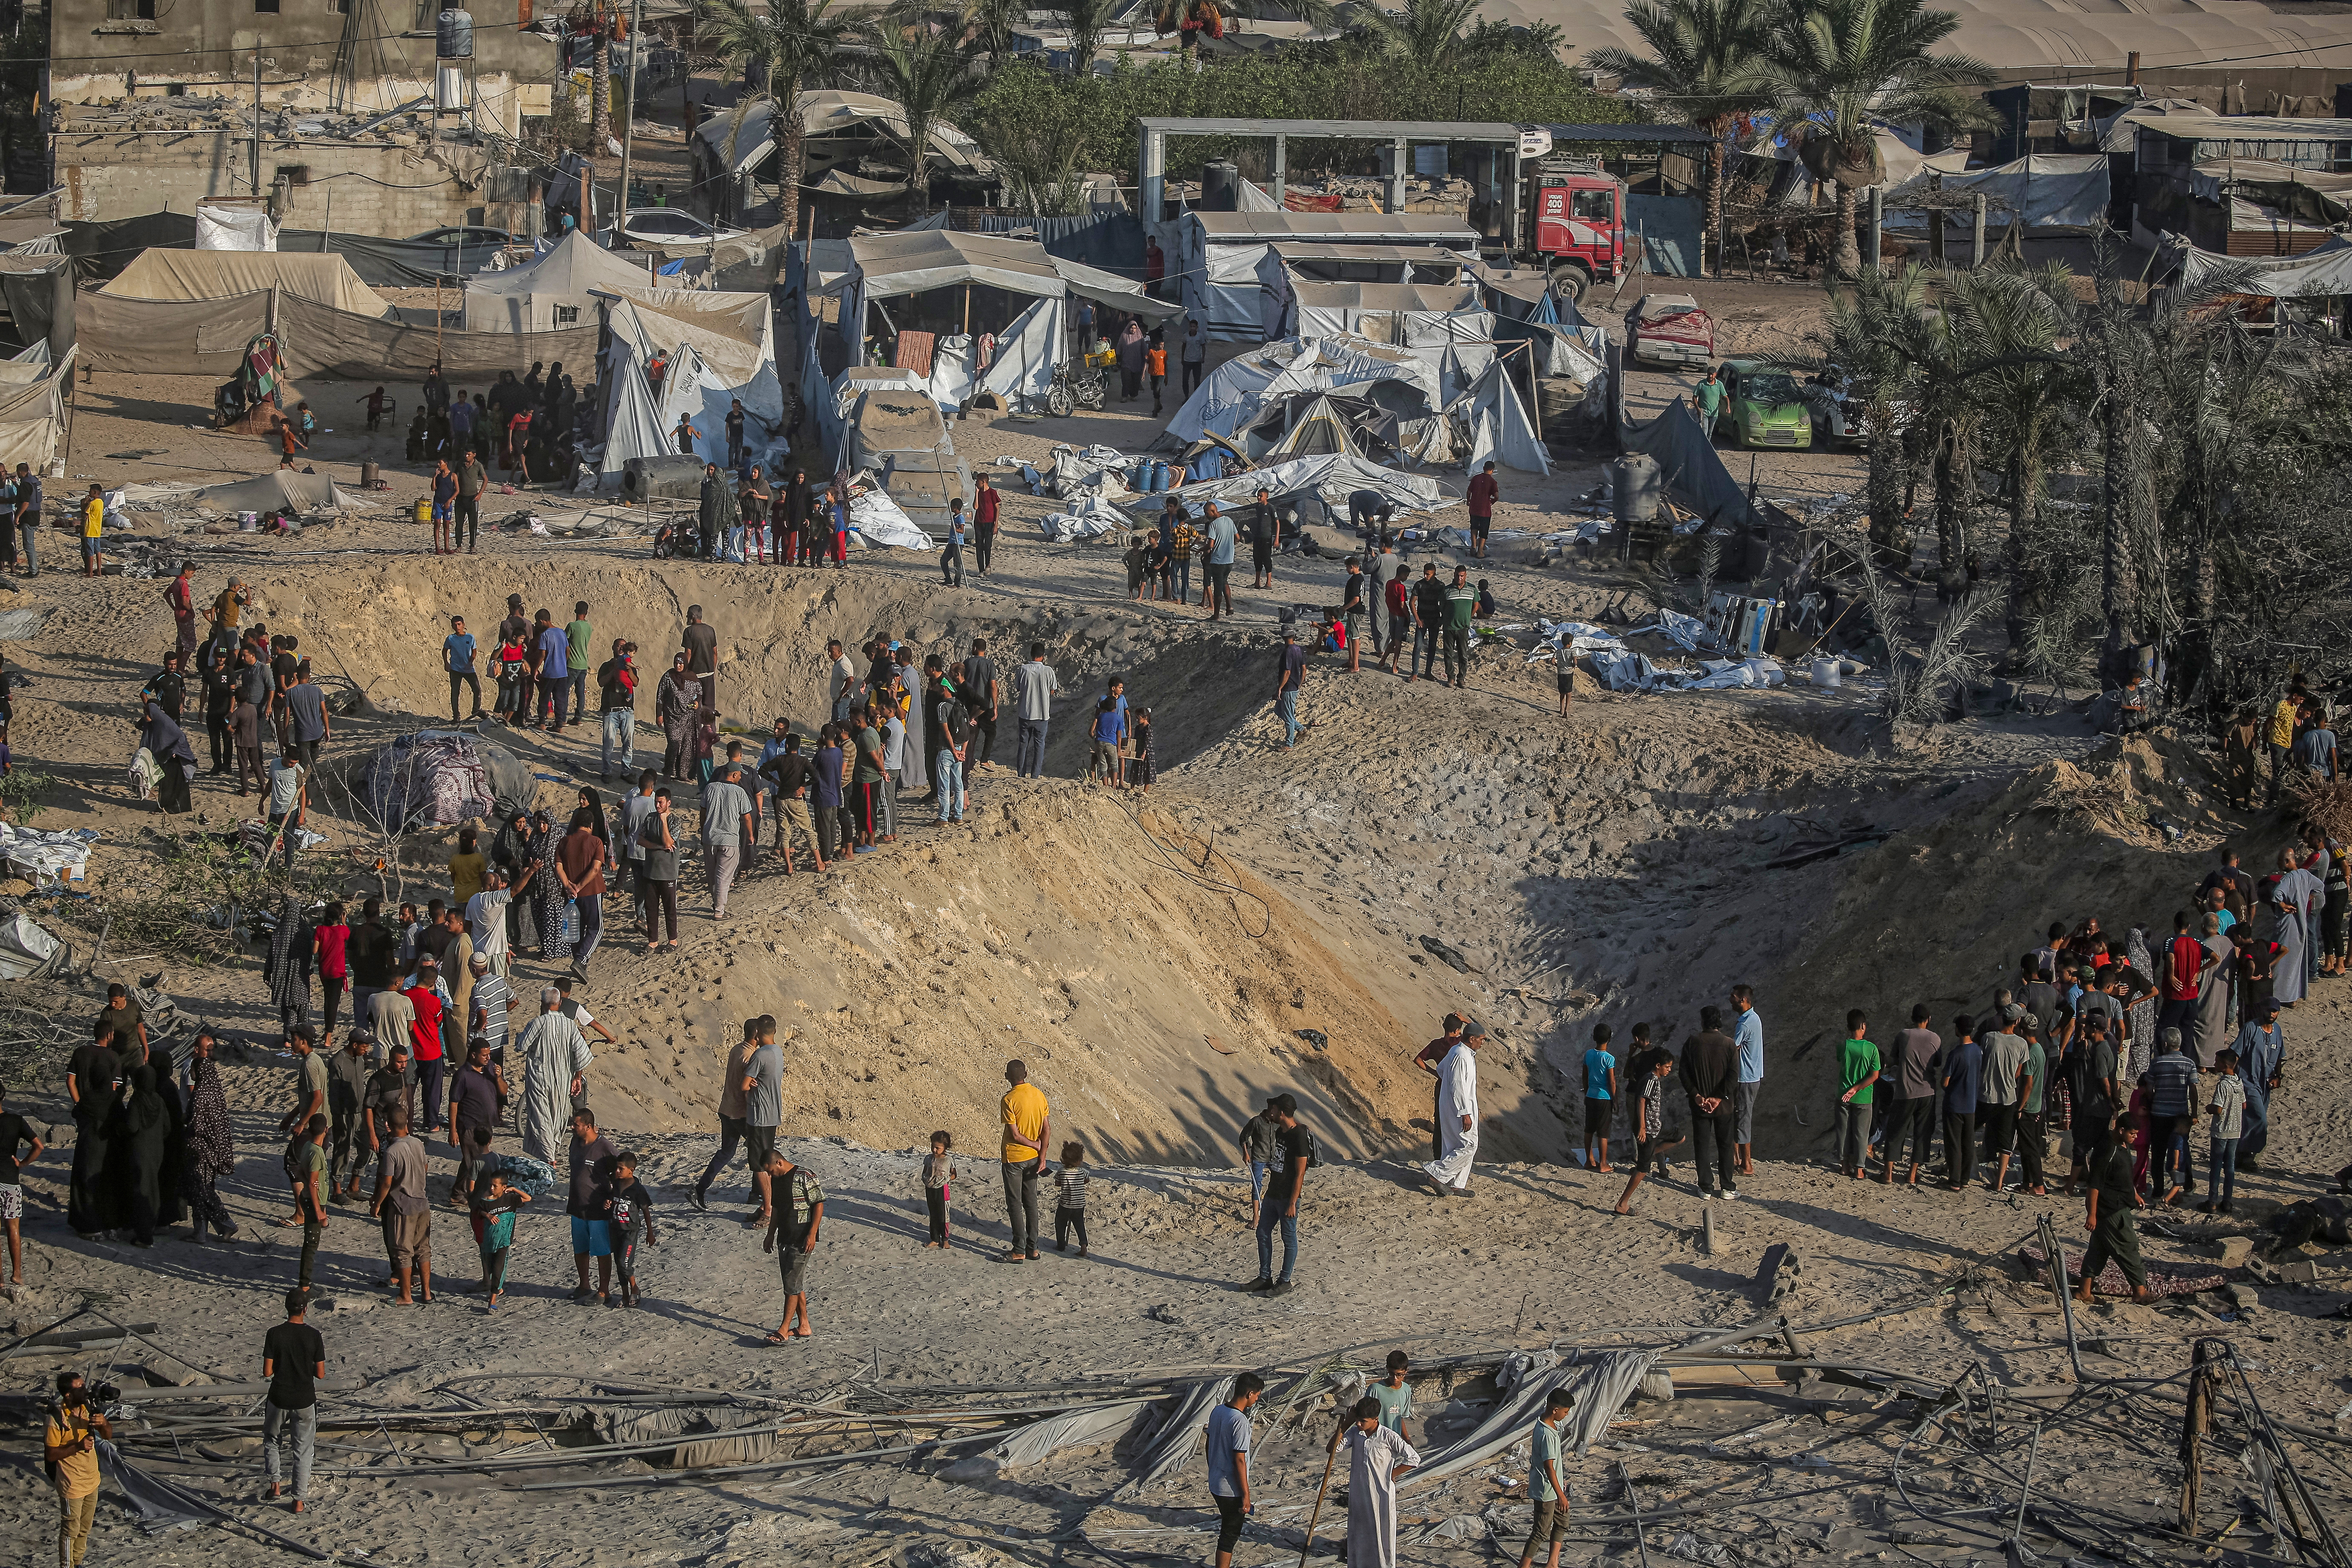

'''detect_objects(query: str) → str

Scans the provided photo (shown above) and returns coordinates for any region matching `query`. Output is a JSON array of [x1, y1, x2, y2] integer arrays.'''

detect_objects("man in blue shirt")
[[535, 614, 571, 733], [443, 615, 481, 723], [1206, 1372, 1263, 1568], [1940, 1017, 1983, 1192], [1731, 984, 1763, 1176]]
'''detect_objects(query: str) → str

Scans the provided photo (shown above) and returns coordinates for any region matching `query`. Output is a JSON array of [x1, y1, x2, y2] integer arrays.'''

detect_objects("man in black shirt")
[[325, 1030, 371, 1199], [1409, 564, 1447, 683], [759, 733, 823, 875], [143, 651, 186, 724], [346, 901, 396, 1028], [2017, 956, 2061, 1032], [1248, 1093, 1312, 1296], [196, 623, 240, 774], [960, 639, 1000, 773], [0, 1084, 46, 1285], [261, 1287, 327, 1512], [1680, 1006, 1740, 1199]]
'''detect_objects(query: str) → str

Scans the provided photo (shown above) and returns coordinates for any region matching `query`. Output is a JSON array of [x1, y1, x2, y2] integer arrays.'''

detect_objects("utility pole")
[[614, 0, 643, 239], [251, 50, 262, 195]]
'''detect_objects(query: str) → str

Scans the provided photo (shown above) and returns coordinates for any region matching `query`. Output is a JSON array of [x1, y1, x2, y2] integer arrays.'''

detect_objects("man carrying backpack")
[[1245, 1094, 1314, 1296]]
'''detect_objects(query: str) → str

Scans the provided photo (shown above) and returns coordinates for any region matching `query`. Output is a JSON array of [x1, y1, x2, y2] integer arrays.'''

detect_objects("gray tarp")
[[940, 1398, 1152, 1482], [1170, 450, 1445, 514], [1620, 396, 1770, 536], [1882, 153, 2110, 232], [78, 290, 270, 376], [1115, 1375, 1235, 1499], [2165, 232, 2352, 298], [280, 229, 511, 287], [1402, 1351, 1657, 1491], [276, 294, 601, 382], [0, 254, 65, 344]]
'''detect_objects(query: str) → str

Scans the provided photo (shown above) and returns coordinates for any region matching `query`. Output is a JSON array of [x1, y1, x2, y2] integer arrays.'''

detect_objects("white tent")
[[694, 90, 993, 183], [1882, 153, 2111, 232], [464, 231, 664, 332], [1169, 451, 1444, 516], [1178, 210, 1483, 343], [1289, 279, 1485, 340], [1258, 395, 1360, 461], [1465, 357, 1551, 476], [196, 202, 277, 252], [976, 294, 1066, 408], [2164, 233, 2352, 297], [586, 288, 781, 490]]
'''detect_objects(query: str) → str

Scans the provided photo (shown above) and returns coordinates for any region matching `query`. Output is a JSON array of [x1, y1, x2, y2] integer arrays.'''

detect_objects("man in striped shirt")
[[468, 954, 514, 1075]]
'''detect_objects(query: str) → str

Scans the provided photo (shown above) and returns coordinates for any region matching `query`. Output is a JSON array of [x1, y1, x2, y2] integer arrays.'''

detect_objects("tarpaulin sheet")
[[182, 469, 361, 515], [601, 289, 781, 470], [275, 294, 601, 383], [78, 289, 270, 375], [1404, 1351, 1656, 1491], [1883, 153, 2109, 231], [1172, 451, 1444, 514], [847, 485, 939, 549], [100, 1439, 327, 1556], [61, 209, 199, 283], [0, 907, 66, 980], [1115, 1375, 1235, 1499], [940, 1398, 1151, 1481], [0, 255, 63, 344], [102, 249, 392, 316], [586, 332, 672, 490], [698, 90, 992, 179], [280, 229, 511, 287], [1465, 356, 1551, 476], [464, 230, 663, 331], [2165, 232, 2352, 297], [977, 294, 1063, 409], [196, 203, 276, 252], [0, 341, 68, 472], [1621, 396, 1769, 536], [899, 207, 1146, 277]]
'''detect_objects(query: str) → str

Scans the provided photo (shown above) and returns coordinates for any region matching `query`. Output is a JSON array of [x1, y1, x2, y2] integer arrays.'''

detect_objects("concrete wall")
[[51, 0, 554, 140], [53, 131, 539, 233]]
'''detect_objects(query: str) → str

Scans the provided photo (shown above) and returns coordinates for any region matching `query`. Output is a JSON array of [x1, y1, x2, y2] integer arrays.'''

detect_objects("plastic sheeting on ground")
[[2165, 232, 2352, 298], [1592, 650, 1786, 692], [1170, 451, 1445, 516], [0, 908, 67, 980], [0, 821, 97, 886], [939, 1398, 1153, 1482], [1038, 499, 1130, 542], [1115, 1375, 1235, 1498], [1620, 396, 1773, 538], [846, 486, 938, 550], [1404, 1351, 1656, 1491], [1882, 153, 2110, 232], [356, 731, 531, 832]]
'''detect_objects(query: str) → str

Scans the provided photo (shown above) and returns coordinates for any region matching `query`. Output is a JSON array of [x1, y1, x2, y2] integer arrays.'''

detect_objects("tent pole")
[[963, 283, 970, 335]]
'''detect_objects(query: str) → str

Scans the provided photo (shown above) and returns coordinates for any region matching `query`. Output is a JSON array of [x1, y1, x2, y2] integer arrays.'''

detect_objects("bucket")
[[413, 498, 432, 524], [1810, 657, 1842, 689], [360, 461, 378, 489], [237, 511, 259, 532]]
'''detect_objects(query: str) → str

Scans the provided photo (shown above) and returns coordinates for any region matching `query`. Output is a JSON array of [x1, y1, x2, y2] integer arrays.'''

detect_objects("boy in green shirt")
[[563, 602, 594, 726], [1519, 1384, 1576, 1568], [1836, 1009, 1880, 1179]]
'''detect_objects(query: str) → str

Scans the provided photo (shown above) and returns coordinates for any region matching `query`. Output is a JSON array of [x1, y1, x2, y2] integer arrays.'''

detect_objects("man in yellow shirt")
[[999, 1058, 1049, 1262], [43, 1369, 110, 1566], [2270, 686, 2305, 805], [79, 484, 104, 579]]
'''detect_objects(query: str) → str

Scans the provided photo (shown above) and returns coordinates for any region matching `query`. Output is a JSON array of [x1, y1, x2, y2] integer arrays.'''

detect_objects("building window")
[[554, 305, 580, 324], [275, 164, 310, 185], [254, 0, 279, 12], [105, 0, 157, 16]]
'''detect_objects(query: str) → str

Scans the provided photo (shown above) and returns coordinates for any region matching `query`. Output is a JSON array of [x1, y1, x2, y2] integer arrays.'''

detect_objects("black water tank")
[[621, 454, 706, 503], [1200, 159, 1239, 212], [436, 8, 473, 59]]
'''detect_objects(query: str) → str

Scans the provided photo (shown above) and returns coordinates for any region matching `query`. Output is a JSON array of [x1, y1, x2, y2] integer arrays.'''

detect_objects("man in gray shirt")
[[1978, 1007, 2029, 1194], [1367, 541, 1402, 651], [617, 771, 657, 911], [371, 1111, 432, 1305], [744, 1014, 785, 1222], [284, 667, 330, 769], [1203, 506, 1238, 621], [1013, 642, 1062, 780], [700, 765, 756, 922]]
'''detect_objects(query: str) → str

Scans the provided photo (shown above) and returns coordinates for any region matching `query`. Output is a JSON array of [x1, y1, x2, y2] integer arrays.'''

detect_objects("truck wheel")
[[1548, 262, 1592, 303], [1046, 383, 1074, 418]]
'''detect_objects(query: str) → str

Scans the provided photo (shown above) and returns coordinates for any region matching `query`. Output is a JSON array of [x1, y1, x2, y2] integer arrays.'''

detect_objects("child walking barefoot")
[[604, 1150, 660, 1308], [473, 1167, 530, 1309], [1614, 1032, 1683, 1215], [922, 1130, 955, 1249]]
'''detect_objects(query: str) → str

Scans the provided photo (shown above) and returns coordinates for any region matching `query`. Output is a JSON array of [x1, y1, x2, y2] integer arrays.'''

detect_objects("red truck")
[[1531, 161, 1629, 303]]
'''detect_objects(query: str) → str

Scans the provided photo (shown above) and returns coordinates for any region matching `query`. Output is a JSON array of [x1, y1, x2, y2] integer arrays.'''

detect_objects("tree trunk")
[[1930, 420, 1960, 573], [1832, 181, 1861, 278], [590, 12, 612, 156], [2098, 385, 2136, 673], [779, 72, 804, 242], [2002, 445, 2031, 654], [1864, 401, 1908, 566], [1706, 117, 1726, 277]]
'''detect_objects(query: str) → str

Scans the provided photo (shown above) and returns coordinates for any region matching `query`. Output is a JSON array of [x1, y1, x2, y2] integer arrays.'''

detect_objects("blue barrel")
[[436, 8, 473, 59]]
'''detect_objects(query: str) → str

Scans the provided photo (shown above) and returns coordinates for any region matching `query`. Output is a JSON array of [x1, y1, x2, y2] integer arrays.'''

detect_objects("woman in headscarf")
[[780, 468, 812, 565], [900, 650, 930, 799], [656, 654, 701, 780], [2122, 925, 2159, 1083], [66, 1026, 124, 1236], [265, 892, 312, 1035], [575, 786, 611, 861], [140, 699, 197, 815], [115, 1063, 170, 1247], [528, 808, 571, 963], [1115, 316, 1146, 402], [491, 808, 537, 952], [181, 1029, 239, 1243]]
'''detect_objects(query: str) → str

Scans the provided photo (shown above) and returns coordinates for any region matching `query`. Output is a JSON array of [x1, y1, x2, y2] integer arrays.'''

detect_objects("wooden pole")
[[2178, 1338, 2219, 1536], [1297, 1438, 1341, 1568], [963, 282, 971, 335]]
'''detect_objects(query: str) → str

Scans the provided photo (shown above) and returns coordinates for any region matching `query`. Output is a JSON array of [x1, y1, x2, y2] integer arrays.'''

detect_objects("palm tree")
[[962, 0, 1027, 61], [590, 3, 613, 153], [1054, 0, 1128, 72], [1583, 0, 1770, 276], [700, 0, 853, 239], [1749, 0, 1992, 276], [1815, 260, 1928, 564], [1352, 0, 1487, 73], [862, 20, 985, 201]]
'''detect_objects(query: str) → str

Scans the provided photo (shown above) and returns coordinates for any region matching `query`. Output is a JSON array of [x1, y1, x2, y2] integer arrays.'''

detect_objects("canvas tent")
[[1882, 153, 2110, 232], [587, 287, 783, 490], [0, 341, 73, 473], [1176, 210, 1483, 342], [463, 231, 668, 332], [694, 90, 993, 188], [2163, 233, 2352, 298], [101, 249, 393, 317], [1281, 278, 1485, 341]]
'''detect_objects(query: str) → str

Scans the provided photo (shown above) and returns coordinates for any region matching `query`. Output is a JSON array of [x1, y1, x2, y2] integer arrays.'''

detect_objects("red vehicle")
[[1625, 294, 1716, 371], [1531, 164, 1629, 303]]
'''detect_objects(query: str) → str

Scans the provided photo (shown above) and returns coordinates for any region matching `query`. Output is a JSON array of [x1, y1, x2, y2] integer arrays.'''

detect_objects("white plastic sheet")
[[847, 486, 938, 549], [1882, 153, 2109, 232], [1171, 451, 1444, 515], [940, 1399, 1151, 1482], [195, 203, 278, 253]]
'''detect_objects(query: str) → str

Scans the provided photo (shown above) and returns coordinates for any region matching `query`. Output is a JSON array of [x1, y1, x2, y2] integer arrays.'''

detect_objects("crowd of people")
[[404, 362, 587, 493]]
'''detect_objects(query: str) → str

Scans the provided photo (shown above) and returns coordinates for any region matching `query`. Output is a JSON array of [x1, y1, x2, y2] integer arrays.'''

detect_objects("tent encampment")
[[1882, 153, 2110, 232], [587, 288, 782, 489], [462, 231, 669, 332], [2162, 232, 2352, 297], [101, 249, 393, 316], [0, 341, 74, 473]]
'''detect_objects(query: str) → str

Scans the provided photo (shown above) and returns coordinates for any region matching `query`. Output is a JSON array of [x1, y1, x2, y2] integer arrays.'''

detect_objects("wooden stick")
[[1298, 1438, 1341, 1568]]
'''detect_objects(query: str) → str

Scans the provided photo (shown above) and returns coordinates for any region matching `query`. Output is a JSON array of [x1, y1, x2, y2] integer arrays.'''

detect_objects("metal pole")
[[1271, 133, 1285, 208], [1389, 135, 1407, 213], [1972, 193, 1987, 267], [615, 0, 642, 237], [1866, 185, 1882, 273], [251, 51, 262, 195]]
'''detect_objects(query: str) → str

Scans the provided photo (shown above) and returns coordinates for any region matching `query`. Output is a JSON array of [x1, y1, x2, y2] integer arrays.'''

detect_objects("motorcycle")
[[651, 516, 710, 560], [1043, 357, 1108, 418]]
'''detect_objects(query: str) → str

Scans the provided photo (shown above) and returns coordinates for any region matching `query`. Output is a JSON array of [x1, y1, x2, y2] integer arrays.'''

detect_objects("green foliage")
[[0, 768, 57, 830], [968, 49, 1638, 179], [53, 824, 337, 970]]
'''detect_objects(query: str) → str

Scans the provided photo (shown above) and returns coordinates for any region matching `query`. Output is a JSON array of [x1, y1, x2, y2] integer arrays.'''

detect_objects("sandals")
[[765, 1329, 793, 1345]]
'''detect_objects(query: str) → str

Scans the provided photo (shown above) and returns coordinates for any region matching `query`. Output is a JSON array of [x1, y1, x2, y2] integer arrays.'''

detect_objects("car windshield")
[[1744, 372, 1803, 405]]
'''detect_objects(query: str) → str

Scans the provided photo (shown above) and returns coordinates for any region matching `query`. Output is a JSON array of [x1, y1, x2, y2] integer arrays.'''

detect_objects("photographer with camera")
[[43, 1369, 110, 1566]]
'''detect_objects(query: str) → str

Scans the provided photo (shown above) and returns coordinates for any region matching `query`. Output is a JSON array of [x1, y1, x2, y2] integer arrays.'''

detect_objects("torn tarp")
[[1116, 1375, 1235, 1499], [847, 486, 938, 550], [1405, 1351, 1656, 1491], [100, 1439, 328, 1557], [0, 821, 97, 886], [1169, 452, 1445, 517], [1039, 498, 1131, 542], [0, 908, 69, 980], [940, 1398, 1152, 1482]]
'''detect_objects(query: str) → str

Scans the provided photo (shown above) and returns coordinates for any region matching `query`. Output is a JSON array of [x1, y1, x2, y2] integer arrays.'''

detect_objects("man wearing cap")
[[1422, 1023, 1482, 1197], [1977, 1006, 2029, 1194], [325, 1028, 374, 1200]]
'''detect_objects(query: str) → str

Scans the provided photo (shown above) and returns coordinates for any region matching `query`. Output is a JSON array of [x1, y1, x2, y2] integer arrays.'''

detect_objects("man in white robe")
[[1422, 1028, 1482, 1194], [516, 986, 594, 1164], [1328, 1396, 1420, 1568]]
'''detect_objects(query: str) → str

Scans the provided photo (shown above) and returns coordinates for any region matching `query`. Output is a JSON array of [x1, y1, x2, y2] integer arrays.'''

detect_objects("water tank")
[[435, 62, 465, 111], [435, 8, 473, 59], [1200, 159, 1239, 213], [1610, 453, 1660, 524], [621, 454, 707, 503]]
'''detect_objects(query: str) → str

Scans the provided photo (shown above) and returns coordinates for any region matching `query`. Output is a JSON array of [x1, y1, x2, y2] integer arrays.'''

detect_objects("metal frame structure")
[[1136, 118, 1715, 259]]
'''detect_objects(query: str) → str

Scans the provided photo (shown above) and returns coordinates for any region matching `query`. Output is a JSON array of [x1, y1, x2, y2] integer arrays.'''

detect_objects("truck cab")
[[1532, 162, 1626, 302]]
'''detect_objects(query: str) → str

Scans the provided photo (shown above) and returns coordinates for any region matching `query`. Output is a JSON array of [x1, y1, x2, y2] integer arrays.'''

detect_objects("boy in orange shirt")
[[1147, 339, 1168, 416]]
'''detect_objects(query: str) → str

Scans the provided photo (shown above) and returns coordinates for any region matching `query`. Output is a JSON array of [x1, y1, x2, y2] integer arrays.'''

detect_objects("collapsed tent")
[[939, 1398, 1152, 1482], [101, 248, 393, 317], [1115, 1376, 1234, 1499], [2162, 233, 2352, 297], [116, 468, 366, 517], [1621, 397, 1774, 537], [0, 908, 69, 980], [345, 731, 533, 833], [1167, 450, 1445, 518], [1882, 153, 2110, 232], [462, 231, 671, 332], [695, 90, 994, 189], [1403, 1351, 1656, 1491], [0, 341, 73, 473]]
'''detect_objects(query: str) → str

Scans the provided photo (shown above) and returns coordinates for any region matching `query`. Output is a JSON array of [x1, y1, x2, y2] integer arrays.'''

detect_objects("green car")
[[1714, 360, 1813, 450]]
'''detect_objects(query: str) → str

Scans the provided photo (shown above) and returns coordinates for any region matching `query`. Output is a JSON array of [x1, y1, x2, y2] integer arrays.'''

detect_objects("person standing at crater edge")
[[999, 1059, 1049, 1262]]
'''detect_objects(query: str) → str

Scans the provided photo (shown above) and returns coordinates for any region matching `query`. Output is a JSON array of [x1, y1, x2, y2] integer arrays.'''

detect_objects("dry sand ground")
[[0, 276, 2344, 1563]]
